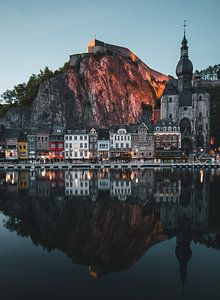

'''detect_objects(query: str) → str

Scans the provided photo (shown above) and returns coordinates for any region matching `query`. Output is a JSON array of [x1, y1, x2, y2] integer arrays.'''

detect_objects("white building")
[[111, 179, 131, 201], [65, 129, 89, 160], [109, 126, 132, 159], [65, 170, 90, 196]]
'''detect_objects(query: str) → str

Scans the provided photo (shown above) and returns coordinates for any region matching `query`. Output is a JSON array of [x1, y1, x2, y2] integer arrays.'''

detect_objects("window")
[[74, 136, 77, 140], [169, 97, 172, 103], [80, 143, 83, 148], [199, 95, 202, 101], [169, 113, 172, 119], [126, 143, 129, 148], [84, 136, 87, 140], [80, 136, 83, 140], [69, 136, 72, 140], [121, 136, 124, 141], [65, 143, 68, 148], [51, 143, 56, 149], [84, 143, 87, 148], [120, 143, 123, 148], [65, 136, 68, 140]]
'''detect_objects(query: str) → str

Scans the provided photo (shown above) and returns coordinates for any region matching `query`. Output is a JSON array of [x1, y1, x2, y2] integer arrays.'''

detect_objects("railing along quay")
[[0, 162, 220, 170]]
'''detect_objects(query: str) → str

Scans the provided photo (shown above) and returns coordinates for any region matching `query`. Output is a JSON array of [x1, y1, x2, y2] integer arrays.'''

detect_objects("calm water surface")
[[0, 168, 220, 300]]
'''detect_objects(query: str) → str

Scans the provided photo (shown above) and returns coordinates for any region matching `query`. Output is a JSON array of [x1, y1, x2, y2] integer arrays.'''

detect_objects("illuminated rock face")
[[0, 42, 169, 129], [67, 50, 168, 127]]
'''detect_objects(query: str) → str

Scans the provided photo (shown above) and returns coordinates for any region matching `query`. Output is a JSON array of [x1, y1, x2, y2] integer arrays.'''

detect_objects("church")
[[160, 29, 210, 155]]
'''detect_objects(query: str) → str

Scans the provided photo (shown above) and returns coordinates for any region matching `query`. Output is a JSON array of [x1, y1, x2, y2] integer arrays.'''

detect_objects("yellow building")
[[18, 141, 28, 160]]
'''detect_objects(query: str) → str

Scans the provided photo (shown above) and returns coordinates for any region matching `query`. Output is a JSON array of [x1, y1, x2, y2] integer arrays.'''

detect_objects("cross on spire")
[[182, 20, 187, 35]]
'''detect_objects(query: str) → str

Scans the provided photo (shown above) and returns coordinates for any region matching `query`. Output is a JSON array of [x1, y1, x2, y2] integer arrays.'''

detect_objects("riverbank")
[[0, 161, 220, 170]]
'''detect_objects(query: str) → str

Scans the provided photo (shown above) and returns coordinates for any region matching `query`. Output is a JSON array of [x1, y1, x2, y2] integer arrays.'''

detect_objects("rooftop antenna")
[[182, 20, 187, 35]]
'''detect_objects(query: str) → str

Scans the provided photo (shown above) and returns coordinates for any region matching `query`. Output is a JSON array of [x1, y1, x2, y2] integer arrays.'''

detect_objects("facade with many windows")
[[65, 129, 89, 160], [36, 131, 50, 160], [131, 123, 154, 160], [98, 128, 110, 160], [153, 119, 182, 161], [49, 126, 65, 160], [109, 126, 131, 160]]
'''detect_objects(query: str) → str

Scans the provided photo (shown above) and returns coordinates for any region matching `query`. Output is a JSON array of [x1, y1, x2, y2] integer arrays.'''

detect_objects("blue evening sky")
[[0, 0, 219, 95]]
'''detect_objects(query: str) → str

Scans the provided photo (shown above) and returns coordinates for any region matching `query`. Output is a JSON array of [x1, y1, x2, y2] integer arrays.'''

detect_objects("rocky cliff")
[[0, 40, 169, 129]]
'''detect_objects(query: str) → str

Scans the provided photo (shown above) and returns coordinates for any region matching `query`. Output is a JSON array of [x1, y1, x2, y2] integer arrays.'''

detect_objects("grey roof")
[[98, 128, 109, 140], [154, 119, 179, 128], [164, 78, 178, 95], [109, 124, 131, 133]]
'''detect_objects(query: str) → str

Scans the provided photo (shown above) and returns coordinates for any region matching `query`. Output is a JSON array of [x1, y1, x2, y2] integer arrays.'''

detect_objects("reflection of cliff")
[[0, 194, 167, 277]]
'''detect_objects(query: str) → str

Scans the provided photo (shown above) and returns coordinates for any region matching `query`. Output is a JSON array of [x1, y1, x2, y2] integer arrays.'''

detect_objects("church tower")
[[160, 22, 210, 155]]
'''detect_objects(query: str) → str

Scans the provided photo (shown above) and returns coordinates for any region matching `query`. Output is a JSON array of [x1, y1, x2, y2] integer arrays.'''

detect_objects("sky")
[[0, 0, 219, 95]]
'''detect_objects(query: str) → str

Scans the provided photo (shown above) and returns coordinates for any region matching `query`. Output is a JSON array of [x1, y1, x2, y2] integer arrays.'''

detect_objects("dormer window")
[[118, 129, 126, 134], [168, 126, 172, 131], [156, 127, 160, 131], [163, 127, 166, 131]]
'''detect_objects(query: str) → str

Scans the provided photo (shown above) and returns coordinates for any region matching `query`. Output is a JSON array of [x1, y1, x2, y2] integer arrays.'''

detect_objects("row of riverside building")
[[0, 116, 182, 162]]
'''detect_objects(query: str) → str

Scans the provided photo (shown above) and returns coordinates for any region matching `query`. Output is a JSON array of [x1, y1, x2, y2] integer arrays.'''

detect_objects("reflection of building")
[[152, 169, 211, 289], [65, 171, 90, 196], [111, 179, 131, 201], [5, 171, 18, 193], [98, 171, 110, 191], [18, 171, 29, 190], [36, 170, 51, 197], [131, 169, 154, 205]]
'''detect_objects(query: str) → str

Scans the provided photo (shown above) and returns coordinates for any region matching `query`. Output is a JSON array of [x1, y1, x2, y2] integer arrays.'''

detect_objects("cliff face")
[[0, 40, 169, 129]]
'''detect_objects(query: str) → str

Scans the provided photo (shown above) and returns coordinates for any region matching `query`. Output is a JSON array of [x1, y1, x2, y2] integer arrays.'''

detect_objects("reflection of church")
[[161, 29, 210, 154], [153, 170, 210, 289]]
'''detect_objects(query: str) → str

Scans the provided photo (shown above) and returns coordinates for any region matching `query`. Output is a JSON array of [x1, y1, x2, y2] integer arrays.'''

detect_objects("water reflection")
[[0, 168, 220, 284]]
